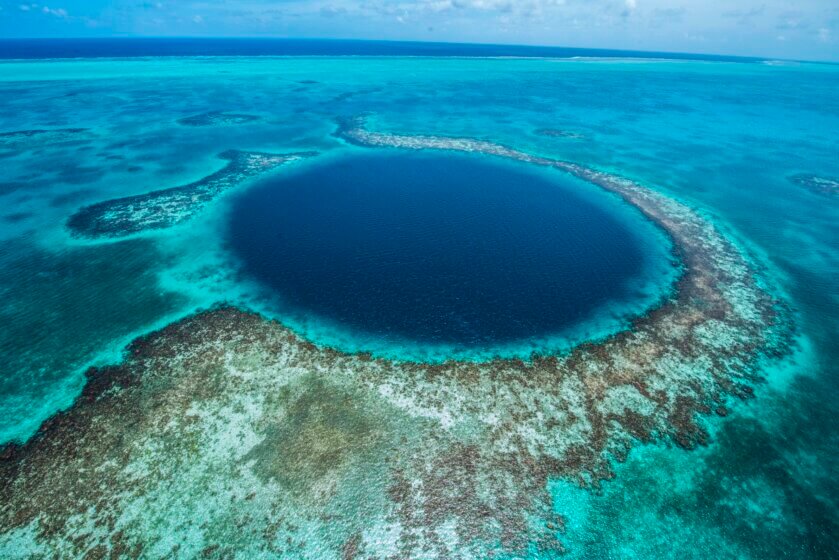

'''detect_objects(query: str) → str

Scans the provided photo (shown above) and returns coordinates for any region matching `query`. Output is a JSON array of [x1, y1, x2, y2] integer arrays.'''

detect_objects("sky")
[[0, 1, 837, 62]]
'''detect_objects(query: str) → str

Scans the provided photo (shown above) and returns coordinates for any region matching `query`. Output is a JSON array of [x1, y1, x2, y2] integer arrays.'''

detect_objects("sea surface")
[[0, 40, 837, 558]]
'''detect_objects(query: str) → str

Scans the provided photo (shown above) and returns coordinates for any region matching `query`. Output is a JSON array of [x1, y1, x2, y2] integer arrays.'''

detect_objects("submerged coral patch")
[[66, 149, 315, 239], [0, 119, 793, 558], [0, 128, 90, 149], [535, 128, 586, 140], [789, 173, 839, 198], [177, 111, 261, 127]]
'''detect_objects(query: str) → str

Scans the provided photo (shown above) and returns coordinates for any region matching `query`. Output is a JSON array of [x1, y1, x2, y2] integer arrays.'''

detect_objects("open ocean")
[[0, 39, 836, 558]]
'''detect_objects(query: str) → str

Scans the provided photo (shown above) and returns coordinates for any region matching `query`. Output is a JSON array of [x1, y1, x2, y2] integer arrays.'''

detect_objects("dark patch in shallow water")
[[535, 128, 586, 140], [177, 111, 261, 127], [228, 151, 663, 347], [788, 173, 839, 198], [50, 188, 99, 208], [2, 211, 31, 223]]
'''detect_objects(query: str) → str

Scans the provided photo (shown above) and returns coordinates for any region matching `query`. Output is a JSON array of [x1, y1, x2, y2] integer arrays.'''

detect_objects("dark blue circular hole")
[[227, 151, 658, 348]]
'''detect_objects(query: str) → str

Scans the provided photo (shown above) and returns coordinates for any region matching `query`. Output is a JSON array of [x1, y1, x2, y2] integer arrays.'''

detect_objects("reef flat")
[[177, 111, 261, 127], [0, 119, 792, 558], [66, 150, 315, 239]]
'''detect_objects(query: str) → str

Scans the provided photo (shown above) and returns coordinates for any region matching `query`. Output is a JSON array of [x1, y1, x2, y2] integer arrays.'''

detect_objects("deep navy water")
[[0, 37, 763, 63], [228, 152, 660, 348]]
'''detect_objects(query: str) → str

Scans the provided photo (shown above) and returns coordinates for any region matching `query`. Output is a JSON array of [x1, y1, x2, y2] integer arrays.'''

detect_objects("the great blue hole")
[[227, 151, 664, 350]]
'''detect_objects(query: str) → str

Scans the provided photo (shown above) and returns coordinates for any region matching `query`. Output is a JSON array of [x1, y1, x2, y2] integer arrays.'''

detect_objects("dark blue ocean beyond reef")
[[0, 37, 764, 62], [228, 152, 665, 349]]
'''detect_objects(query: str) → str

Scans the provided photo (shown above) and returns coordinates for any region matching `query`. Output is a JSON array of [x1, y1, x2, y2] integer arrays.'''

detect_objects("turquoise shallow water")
[[0, 54, 837, 557]]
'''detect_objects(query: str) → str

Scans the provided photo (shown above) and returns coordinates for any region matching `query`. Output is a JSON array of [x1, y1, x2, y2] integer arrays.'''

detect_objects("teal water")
[[0, 53, 836, 557]]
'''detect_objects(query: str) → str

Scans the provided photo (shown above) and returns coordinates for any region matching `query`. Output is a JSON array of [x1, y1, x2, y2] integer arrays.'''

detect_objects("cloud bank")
[[0, 0, 837, 61]]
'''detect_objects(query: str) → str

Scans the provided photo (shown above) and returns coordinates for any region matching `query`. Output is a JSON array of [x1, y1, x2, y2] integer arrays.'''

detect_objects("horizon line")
[[1, 36, 821, 64]]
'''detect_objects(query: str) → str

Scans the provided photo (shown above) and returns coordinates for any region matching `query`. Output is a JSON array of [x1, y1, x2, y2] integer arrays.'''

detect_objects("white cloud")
[[9, 0, 834, 62], [42, 6, 68, 18]]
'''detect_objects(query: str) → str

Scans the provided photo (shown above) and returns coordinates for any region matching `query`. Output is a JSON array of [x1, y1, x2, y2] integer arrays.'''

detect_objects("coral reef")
[[66, 150, 315, 239], [0, 118, 792, 558]]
